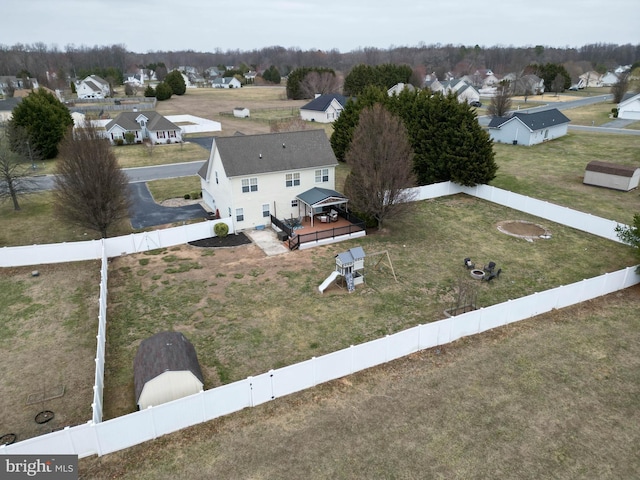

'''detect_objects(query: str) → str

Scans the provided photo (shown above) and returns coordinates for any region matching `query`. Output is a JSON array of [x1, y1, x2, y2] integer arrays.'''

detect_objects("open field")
[[492, 131, 640, 226], [81, 283, 640, 480], [101, 195, 638, 419], [0, 261, 100, 444]]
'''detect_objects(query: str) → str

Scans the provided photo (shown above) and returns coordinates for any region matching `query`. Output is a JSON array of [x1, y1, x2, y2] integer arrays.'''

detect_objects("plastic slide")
[[318, 271, 340, 293]]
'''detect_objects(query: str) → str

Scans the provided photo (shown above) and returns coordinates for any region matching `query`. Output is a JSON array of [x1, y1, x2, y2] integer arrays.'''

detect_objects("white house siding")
[[618, 94, 640, 120], [200, 147, 335, 230], [300, 99, 343, 123], [76, 84, 104, 99], [490, 119, 568, 146]]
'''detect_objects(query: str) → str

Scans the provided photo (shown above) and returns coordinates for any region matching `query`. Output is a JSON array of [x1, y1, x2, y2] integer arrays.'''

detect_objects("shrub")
[[611, 108, 619, 118], [214, 222, 229, 237], [115, 138, 124, 146], [184, 194, 191, 199], [124, 132, 135, 144]]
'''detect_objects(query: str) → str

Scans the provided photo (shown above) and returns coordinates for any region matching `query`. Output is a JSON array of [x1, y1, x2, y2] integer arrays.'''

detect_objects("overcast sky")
[[4, 0, 639, 53]]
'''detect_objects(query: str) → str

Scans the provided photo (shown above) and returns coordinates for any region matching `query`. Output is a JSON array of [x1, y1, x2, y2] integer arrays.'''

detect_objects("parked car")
[[470, 101, 482, 107]]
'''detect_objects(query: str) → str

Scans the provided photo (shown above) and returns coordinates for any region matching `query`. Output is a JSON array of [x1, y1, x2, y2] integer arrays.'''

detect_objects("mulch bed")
[[188, 232, 252, 248]]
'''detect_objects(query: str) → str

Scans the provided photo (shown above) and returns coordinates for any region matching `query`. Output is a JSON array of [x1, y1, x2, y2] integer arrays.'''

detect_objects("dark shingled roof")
[[203, 129, 338, 179], [301, 94, 347, 112], [105, 111, 180, 133], [296, 187, 346, 207], [134, 331, 204, 403], [488, 108, 570, 131], [585, 160, 639, 177]]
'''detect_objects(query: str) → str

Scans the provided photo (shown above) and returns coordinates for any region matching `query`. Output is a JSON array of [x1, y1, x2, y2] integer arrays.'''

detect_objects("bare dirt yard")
[[154, 86, 310, 137], [0, 261, 100, 444]]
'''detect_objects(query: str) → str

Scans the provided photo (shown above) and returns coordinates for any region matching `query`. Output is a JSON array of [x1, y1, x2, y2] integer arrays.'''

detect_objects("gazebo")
[[296, 187, 349, 227]]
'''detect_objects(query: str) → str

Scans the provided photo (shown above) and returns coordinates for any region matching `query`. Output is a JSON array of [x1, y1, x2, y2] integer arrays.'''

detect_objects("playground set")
[[318, 247, 397, 293]]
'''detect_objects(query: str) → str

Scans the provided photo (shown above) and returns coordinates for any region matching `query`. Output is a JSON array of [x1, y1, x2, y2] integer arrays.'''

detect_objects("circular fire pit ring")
[[35, 410, 54, 424], [470, 269, 485, 280], [0, 433, 16, 445], [497, 220, 551, 241]]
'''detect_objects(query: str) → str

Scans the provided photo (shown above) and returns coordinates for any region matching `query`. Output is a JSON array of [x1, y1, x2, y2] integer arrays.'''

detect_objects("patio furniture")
[[318, 214, 330, 223], [464, 257, 475, 269], [329, 209, 338, 222], [483, 268, 502, 282], [483, 261, 496, 274]]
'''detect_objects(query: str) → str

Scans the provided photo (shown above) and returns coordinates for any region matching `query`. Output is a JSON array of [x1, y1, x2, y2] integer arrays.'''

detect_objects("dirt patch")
[[497, 220, 551, 241], [0, 262, 100, 443]]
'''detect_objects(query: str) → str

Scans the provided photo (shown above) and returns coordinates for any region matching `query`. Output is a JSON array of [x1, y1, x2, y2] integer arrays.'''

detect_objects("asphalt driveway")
[[128, 182, 208, 229]]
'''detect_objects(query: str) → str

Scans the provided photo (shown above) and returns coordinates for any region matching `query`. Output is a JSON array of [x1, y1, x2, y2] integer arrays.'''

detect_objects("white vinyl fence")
[[2, 266, 638, 458], [1, 182, 637, 458]]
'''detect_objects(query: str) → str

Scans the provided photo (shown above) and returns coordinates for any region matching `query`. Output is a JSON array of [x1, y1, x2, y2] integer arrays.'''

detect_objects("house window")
[[157, 131, 166, 139], [291, 199, 298, 207], [169, 130, 176, 138], [262, 204, 270, 218], [215, 171, 219, 184], [242, 177, 258, 193], [544, 129, 549, 139], [286, 172, 300, 187], [236, 208, 244, 222], [315, 168, 329, 183]]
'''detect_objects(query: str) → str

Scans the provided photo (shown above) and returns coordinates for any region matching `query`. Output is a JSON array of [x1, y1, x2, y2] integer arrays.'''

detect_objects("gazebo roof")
[[296, 187, 347, 208]]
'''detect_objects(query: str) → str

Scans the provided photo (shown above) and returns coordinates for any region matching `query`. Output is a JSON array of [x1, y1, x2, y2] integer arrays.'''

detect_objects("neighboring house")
[[124, 73, 144, 87], [425, 79, 444, 92], [198, 129, 339, 231], [583, 161, 640, 191], [0, 76, 38, 96], [431, 79, 480, 104], [387, 83, 416, 96], [233, 107, 250, 118], [300, 93, 347, 123], [600, 72, 620, 87], [488, 108, 570, 146], [617, 92, 640, 120], [578, 71, 602, 88], [205, 66, 221, 78], [104, 110, 182, 144], [510, 74, 544, 95], [244, 70, 258, 82], [76, 75, 110, 99], [0, 97, 21, 122], [212, 77, 242, 89], [134, 331, 204, 410]]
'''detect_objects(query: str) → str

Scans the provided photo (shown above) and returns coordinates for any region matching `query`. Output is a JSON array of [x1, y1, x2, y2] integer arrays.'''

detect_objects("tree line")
[[1, 42, 638, 90]]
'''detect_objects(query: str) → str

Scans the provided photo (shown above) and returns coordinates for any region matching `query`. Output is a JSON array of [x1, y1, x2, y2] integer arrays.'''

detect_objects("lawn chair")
[[483, 268, 502, 282], [464, 257, 475, 269], [483, 261, 496, 274]]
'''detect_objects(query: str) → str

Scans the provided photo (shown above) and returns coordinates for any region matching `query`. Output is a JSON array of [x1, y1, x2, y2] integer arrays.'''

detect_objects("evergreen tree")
[[8, 88, 73, 159], [262, 65, 281, 84], [165, 70, 186, 95], [535, 63, 571, 92], [144, 85, 156, 97], [343, 63, 412, 96], [155, 82, 173, 101]]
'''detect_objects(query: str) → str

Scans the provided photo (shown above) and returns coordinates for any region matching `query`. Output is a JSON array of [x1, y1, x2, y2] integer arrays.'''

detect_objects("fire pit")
[[470, 269, 485, 280]]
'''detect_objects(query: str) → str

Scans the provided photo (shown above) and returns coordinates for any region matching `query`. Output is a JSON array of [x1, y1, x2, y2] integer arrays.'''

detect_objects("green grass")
[[101, 195, 638, 418], [146, 176, 202, 202], [492, 131, 640, 225], [113, 142, 208, 168]]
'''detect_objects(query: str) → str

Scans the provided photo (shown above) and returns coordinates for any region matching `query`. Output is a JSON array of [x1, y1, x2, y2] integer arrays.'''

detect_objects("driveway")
[[128, 182, 209, 229]]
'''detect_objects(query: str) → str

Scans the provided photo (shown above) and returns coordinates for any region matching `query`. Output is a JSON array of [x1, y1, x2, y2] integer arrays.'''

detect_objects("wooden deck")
[[286, 215, 365, 249]]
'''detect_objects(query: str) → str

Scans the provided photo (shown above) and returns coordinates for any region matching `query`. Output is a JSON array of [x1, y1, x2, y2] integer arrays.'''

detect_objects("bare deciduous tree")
[[53, 121, 131, 237], [611, 72, 630, 104], [487, 82, 512, 117], [344, 104, 416, 229], [299, 71, 341, 98], [0, 126, 36, 211]]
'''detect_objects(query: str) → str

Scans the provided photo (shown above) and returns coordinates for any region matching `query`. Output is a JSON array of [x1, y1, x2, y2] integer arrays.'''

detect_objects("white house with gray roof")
[[105, 111, 182, 144], [198, 130, 339, 231], [488, 108, 570, 146], [76, 75, 111, 99], [300, 94, 347, 123]]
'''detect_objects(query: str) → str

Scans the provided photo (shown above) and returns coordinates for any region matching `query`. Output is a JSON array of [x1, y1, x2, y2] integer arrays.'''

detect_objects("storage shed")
[[583, 161, 640, 191], [233, 107, 250, 118], [134, 331, 204, 410]]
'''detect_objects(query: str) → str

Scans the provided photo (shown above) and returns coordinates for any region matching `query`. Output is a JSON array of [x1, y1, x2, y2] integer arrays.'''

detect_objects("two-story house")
[[76, 75, 111, 99], [198, 130, 340, 231]]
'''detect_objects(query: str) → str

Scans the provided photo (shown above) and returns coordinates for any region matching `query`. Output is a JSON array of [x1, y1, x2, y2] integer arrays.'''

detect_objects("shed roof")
[[134, 331, 204, 403], [585, 161, 639, 177]]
